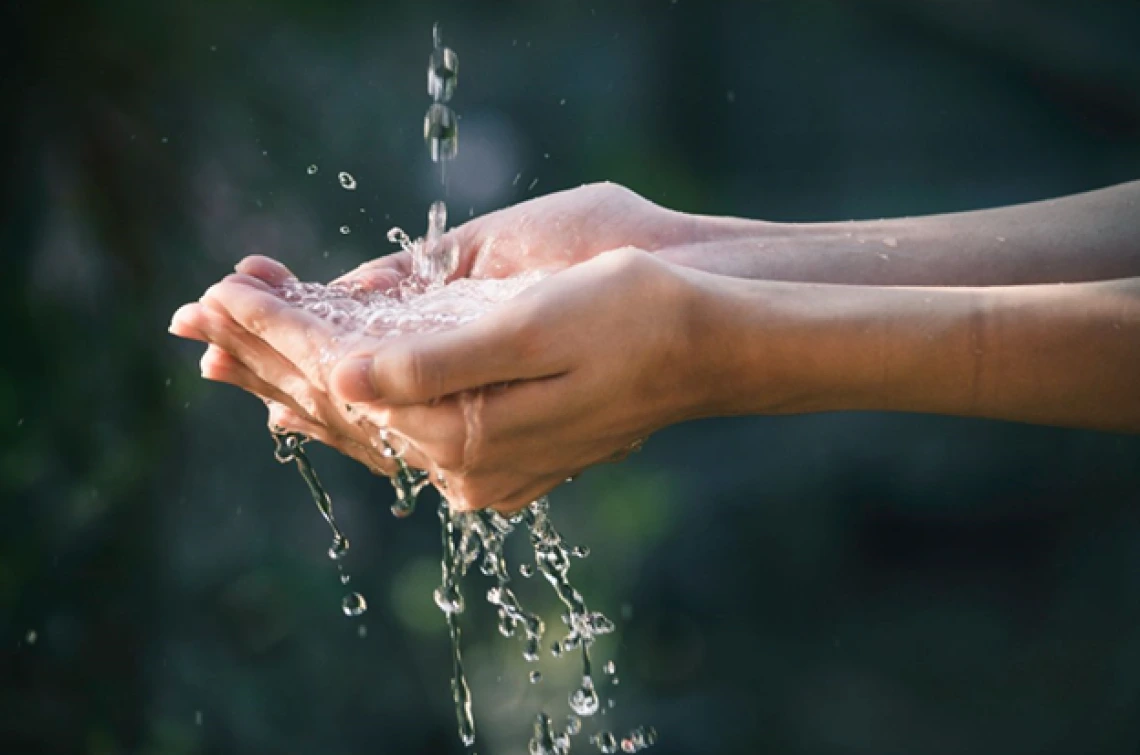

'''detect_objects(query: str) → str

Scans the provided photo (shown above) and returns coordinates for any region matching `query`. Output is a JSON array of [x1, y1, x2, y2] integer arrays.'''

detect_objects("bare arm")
[[661, 180, 1140, 286], [689, 271, 1140, 432]]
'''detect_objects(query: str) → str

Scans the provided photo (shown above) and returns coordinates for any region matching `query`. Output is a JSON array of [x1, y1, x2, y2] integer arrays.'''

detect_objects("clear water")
[[262, 22, 655, 754]]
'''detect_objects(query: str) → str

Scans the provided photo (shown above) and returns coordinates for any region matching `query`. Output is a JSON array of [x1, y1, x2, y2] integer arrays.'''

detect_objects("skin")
[[170, 181, 1140, 512]]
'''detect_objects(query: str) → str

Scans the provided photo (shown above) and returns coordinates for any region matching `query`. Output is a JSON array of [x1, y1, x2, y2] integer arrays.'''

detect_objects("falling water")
[[262, 21, 655, 754]]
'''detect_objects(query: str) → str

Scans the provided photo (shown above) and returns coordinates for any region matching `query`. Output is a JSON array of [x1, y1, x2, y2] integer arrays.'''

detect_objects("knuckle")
[[384, 345, 432, 401]]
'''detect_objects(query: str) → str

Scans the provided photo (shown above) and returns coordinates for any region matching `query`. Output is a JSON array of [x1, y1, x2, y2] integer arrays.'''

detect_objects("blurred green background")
[[3, 1, 1140, 753]]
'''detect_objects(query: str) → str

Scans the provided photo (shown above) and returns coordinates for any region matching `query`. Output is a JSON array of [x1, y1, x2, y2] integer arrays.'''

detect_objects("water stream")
[[264, 23, 656, 754]]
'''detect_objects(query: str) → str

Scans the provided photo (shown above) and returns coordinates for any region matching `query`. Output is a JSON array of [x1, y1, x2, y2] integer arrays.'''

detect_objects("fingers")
[[332, 252, 411, 291], [170, 302, 208, 341], [235, 255, 297, 287], [203, 277, 341, 389], [331, 306, 565, 405], [200, 345, 318, 418]]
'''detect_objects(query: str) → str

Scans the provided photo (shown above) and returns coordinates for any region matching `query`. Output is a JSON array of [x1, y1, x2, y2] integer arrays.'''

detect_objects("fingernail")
[[333, 356, 377, 402]]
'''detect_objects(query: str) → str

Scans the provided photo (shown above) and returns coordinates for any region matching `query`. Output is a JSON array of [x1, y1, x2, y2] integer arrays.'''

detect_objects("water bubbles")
[[424, 103, 459, 162], [591, 732, 618, 753], [571, 545, 590, 558], [339, 225, 351, 235], [566, 715, 582, 735], [434, 584, 465, 615], [340, 573, 351, 585], [338, 171, 357, 190], [569, 677, 600, 716], [387, 227, 413, 250], [529, 670, 543, 684], [328, 534, 350, 560], [603, 660, 616, 675], [618, 727, 657, 753], [529, 712, 570, 755], [194, 710, 203, 726], [307, 164, 319, 175], [428, 46, 459, 102], [24, 630, 37, 645], [520, 563, 535, 578], [589, 613, 616, 635], [342, 592, 367, 617]]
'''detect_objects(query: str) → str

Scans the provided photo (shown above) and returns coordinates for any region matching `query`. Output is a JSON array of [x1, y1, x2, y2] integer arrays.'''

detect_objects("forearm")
[[688, 272, 1140, 432], [660, 180, 1140, 286]]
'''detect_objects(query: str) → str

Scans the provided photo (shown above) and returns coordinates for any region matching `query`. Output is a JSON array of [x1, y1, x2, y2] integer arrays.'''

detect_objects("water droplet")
[[529, 670, 542, 684], [328, 535, 350, 560], [339, 225, 351, 235], [571, 545, 590, 558], [592, 732, 618, 753], [520, 563, 535, 578], [569, 677, 599, 716], [338, 171, 357, 190], [424, 103, 458, 162], [194, 710, 203, 726], [24, 630, 37, 645], [603, 660, 615, 675], [428, 46, 459, 102], [611, 677, 619, 686], [357, 624, 368, 638], [528, 177, 539, 191], [342, 592, 368, 617], [340, 573, 351, 585]]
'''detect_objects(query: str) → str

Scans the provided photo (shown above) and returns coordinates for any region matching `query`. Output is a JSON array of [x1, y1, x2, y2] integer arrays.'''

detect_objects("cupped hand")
[[169, 256, 424, 477], [170, 183, 726, 509], [336, 182, 701, 290], [326, 248, 707, 513]]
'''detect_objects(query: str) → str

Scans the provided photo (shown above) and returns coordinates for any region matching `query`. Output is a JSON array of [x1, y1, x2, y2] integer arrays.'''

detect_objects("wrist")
[[672, 269, 824, 419]]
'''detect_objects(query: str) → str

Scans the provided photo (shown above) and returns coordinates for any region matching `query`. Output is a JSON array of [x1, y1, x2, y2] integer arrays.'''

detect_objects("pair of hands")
[[171, 183, 728, 513]]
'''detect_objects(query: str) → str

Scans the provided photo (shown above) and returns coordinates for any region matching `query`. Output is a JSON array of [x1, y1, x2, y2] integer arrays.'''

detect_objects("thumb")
[[330, 308, 562, 405]]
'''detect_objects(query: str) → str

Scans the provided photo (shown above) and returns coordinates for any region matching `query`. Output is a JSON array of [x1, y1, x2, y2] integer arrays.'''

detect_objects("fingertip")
[[199, 345, 234, 379], [170, 303, 205, 339], [236, 255, 296, 285]]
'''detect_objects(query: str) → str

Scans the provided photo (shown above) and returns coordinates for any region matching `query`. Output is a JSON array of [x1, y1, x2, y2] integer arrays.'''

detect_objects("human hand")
[[336, 182, 703, 291], [169, 255, 399, 476], [325, 248, 710, 512]]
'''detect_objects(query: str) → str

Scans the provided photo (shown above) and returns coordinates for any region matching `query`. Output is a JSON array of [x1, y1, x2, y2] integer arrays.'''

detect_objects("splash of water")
[[263, 21, 654, 754]]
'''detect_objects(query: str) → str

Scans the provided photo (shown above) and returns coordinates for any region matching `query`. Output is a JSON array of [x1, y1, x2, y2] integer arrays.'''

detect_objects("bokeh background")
[[4, 1, 1140, 753]]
